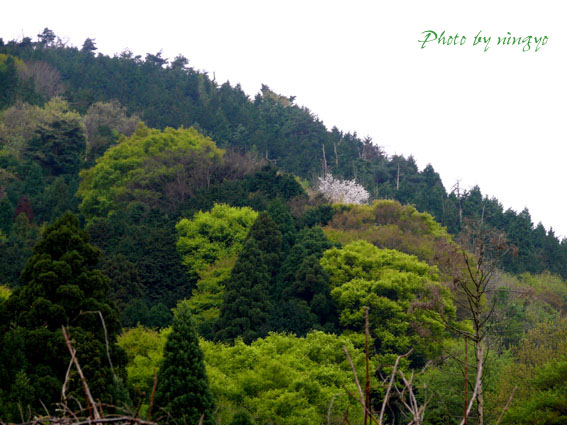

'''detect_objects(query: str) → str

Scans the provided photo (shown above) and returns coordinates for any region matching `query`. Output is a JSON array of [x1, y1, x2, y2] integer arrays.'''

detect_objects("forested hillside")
[[1, 29, 567, 425], [1, 31, 566, 277]]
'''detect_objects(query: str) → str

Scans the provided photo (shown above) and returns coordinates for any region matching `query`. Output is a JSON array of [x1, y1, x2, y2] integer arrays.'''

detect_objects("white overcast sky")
[[4, 0, 567, 237]]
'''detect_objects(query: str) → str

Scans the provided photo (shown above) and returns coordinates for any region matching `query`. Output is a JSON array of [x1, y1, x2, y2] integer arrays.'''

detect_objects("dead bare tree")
[[440, 217, 510, 425], [19, 61, 64, 99], [342, 308, 430, 425], [343, 345, 429, 425]]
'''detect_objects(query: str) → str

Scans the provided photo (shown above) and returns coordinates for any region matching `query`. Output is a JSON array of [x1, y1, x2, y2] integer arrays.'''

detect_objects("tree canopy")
[[78, 124, 225, 219], [0, 213, 126, 420], [216, 212, 282, 343], [321, 240, 455, 364], [155, 301, 215, 425], [176, 203, 258, 279]]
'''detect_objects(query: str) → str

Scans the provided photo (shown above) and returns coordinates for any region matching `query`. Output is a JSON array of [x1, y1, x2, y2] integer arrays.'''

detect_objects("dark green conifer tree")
[[267, 198, 296, 253], [0, 55, 18, 109], [0, 197, 14, 234], [248, 212, 283, 278], [273, 227, 337, 334], [155, 301, 215, 425], [280, 255, 336, 334], [216, 212, 282, 343], [25, 116, 86, 177], [0, 212, 126, 420], [276, 226, 334, 297]]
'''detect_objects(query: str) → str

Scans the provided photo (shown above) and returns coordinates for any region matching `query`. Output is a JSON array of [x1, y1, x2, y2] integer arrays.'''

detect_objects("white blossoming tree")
[[317, 174, 370, 205]]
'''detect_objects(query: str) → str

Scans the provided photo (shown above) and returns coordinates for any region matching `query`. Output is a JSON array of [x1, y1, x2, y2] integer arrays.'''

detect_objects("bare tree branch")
[[495, 385, 518, 425], [61, 326, 101, 421], [343, 346, 365, 410]]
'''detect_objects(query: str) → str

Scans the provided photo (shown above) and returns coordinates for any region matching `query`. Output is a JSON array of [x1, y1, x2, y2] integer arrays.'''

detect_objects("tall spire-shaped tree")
[[216, 212, 282, 343], [155, 301, 215, 425]]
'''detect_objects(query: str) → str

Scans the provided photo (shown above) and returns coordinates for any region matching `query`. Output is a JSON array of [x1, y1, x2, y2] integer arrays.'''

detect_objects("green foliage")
[[229, 411, 255, 425], [2, 40, 566, 278], [510, 272, 567, 313], [148, 303, 174, 329], [155, 301, 215, 425], [216, 212, 282, 343], [0, 212, 41, 287], [274, 226, 338, 335], [117, 325, 170, 413], [100, 254, 145, 312], [420, 339, 513, 425], [276, 256, 337, 336], [493, 316, 567, 420], [321, 240, 454, 365], [87, 205, 191, 308], [24, 101, 86, 176], [486, 272, 566, 350], [179, 165, 305, 217], [0, 285, 11, 303], [323, 200, 453, 265], [296, 203, 335, 228], [0, 213, 126, 420], [120, 300, 173, 330], [119, 327, 367, 425], [202, 331, 367, 425], [4, 38, 567, 424], [277, 226, 335, 289], [0, 197, 14, 234], [78, 124, 225, 219], [0, 55, 19, 109], [0, 102, 47, 159], [83, 100, 139, 163], [502, 360, 567, 425], [0, 99, 83, 238], [267, 198, 296, 253], [176, 203, 258, 278], [186, 258, 234, 337]]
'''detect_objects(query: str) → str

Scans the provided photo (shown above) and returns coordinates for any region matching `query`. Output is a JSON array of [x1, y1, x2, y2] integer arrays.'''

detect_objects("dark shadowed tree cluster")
[[0, 213, 126, 420]]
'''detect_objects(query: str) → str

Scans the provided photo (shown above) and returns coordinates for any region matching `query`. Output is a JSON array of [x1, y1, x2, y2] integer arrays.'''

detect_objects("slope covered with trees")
[[1, 32, 565, 278], [2, 29, 567, 425]]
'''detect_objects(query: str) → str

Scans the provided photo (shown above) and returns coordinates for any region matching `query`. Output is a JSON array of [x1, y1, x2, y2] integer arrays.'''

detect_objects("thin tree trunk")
[[322, 144, 328, 176], [458, 342, 484, 425], [464, 336, 468, 425], [364, 307, 371, 425], [476, 339, 484, 425]]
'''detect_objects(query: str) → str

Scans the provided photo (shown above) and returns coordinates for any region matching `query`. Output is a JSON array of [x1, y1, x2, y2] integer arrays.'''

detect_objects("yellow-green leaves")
[[0, 284, 11, 303], [176, 204, 258, 277], [78, 124, 224, 219], [321, 240, 436, 289], [321, 240, 453, 361], [323, 200, 453, 264], [176, 204, 258, 330], [201, 331, 368, 425]]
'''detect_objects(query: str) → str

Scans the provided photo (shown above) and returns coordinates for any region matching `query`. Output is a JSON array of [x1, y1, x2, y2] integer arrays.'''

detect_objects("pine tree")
[[267, 199, 296, 253], [248, 212, 282, 278], [275, 226, 333, 298], [155, 301, 215, 425], [273, 227, 337, 334], [280, 255, 336, 334], [216, 212, 282, 343]]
